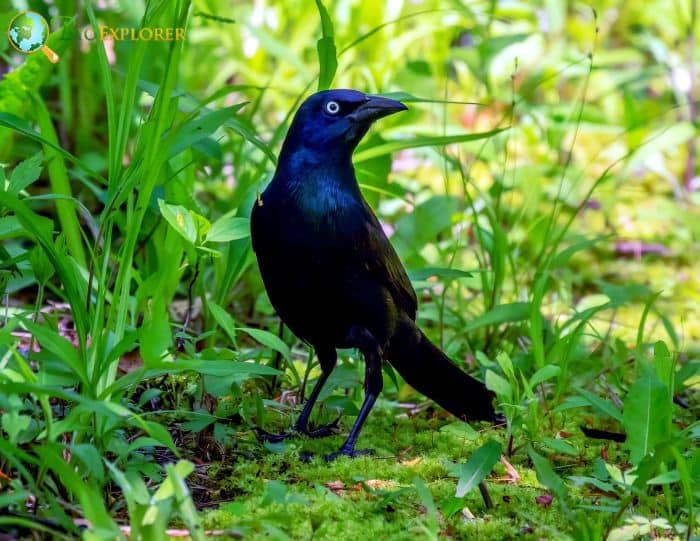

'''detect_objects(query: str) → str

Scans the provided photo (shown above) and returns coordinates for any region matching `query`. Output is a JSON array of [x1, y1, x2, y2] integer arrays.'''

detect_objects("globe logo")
[[7, 11, 59, 63]]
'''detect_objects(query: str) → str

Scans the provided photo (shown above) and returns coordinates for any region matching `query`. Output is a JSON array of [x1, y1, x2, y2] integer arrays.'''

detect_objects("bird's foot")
[[303, 418, 342, 439], [254, 428, 296, 443], [323, 447, 375, 462], [255, 418, 341, 444]]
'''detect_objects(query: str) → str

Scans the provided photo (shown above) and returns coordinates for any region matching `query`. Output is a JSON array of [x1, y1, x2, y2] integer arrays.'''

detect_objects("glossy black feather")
[[251, 89, 497, 458]]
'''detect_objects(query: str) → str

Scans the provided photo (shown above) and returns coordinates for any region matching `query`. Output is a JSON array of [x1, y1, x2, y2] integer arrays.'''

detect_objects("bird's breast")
[[262, 181, 360, 234]]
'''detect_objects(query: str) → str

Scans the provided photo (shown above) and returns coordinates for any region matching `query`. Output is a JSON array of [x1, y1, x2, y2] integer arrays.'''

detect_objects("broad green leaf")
[[106, 460, 152, 505], [485, 370, 512, 401], [395, 195, 457, 247], [153, 460, 195, 502], [652, 341, 673, 392], [527, 446, 568, 505], [141, 420, 177, 452], [205, 216, 250, 243], [1, 411, 31, 445], [540, 437, 577, 456], [569, 475, 615, 493], [191, 211, 212, 243], [239, 327, 291, 361], [126, 436, 171, 453], [529, 365, 561, 389], [261, 480, 289, 506], [623, 361, 672, 465], [208, 301, 238, 345], [157, 199, 197, 245], [0, 216, 23, 239], [71, 444, 105, 483], [576, 387, 623, 423], [8, 152, 43, 194], [139, 304, 172, 365], [495, 352, 516, 383], [646, 470, 680, 485], [180, 413, 217, 433], [463, 302, 531, 332], [453, 439, 502, 497], [29, 246, 54, 285], [439, 421, 478, 440]]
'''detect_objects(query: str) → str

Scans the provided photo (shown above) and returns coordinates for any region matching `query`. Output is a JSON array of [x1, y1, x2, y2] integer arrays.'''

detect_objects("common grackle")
[[251, 89, 499, 460]]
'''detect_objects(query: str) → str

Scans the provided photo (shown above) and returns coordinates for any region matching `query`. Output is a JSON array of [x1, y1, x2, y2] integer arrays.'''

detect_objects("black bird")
[[251, 89, 498, 460]]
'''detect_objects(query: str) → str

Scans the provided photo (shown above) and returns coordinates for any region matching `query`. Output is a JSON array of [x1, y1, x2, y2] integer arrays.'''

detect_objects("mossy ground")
[[200, 399, 615, 540]]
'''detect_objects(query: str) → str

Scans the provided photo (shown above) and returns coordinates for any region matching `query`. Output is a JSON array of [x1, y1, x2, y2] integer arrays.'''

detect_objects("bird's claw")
[[254, 427, 296, 443], [304, 418, 342, 438], [256, 417, 342, 444], [323, 447, 375, 462]]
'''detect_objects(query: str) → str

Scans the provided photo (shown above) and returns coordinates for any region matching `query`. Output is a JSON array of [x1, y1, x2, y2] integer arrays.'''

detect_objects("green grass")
[[0, 0, 698, 539]]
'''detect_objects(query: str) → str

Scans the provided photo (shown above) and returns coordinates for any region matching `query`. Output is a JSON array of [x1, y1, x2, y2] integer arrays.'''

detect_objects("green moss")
[[201, 405, 608, 540]]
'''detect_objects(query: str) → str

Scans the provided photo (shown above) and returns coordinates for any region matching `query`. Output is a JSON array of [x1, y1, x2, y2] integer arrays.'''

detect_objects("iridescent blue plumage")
[[251, 89, 497, 459]]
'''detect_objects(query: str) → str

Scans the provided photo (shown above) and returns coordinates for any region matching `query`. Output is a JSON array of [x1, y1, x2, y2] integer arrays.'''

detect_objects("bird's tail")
[[387, 317, 497, 422]]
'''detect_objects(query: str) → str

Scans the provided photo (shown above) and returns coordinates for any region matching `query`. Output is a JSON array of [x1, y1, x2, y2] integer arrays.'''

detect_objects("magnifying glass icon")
[[7, 11, 60, 63]]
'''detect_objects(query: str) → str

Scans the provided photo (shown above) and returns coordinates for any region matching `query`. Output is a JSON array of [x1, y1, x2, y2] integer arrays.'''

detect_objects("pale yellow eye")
[[325, 101, 340, 114]]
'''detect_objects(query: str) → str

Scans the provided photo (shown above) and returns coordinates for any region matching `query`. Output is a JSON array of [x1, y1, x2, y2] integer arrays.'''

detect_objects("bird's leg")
[[325, 327, 382, 461], [257, 346, 338, 443], [295, 346, 340, 437]]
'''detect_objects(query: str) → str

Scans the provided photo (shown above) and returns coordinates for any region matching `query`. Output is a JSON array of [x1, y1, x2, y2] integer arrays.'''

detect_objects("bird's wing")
[[355, 201, 418, 320]]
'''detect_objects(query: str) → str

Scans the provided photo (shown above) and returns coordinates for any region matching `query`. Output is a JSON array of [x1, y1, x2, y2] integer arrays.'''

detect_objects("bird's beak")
[[348, 95, 408, 124]]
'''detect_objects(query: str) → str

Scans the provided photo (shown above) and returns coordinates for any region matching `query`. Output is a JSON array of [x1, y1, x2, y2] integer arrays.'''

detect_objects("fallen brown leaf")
[[118, 350, 143, 374]]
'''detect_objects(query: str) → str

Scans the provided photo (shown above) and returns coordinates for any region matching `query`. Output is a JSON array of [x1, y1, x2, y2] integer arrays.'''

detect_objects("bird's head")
[[279, 89, 407, 163]]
